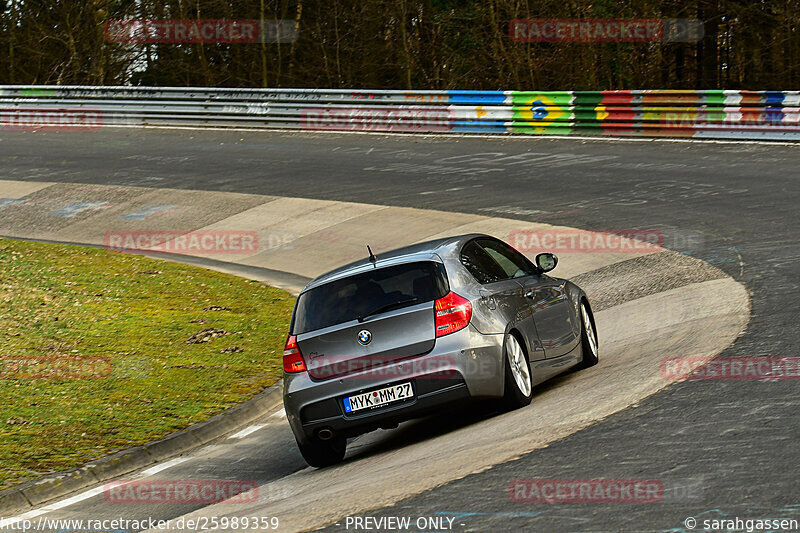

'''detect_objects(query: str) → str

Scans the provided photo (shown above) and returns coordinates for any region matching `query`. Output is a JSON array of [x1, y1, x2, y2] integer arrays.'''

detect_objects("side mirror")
[[535, 253, 558, 273]]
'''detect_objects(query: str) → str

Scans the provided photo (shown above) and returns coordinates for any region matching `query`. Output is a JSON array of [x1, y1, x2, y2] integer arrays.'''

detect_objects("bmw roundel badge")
[[357, 329, 372, 345]]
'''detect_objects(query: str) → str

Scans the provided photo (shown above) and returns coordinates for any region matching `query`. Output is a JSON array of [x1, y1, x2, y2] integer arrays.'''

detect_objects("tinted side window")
[[478, 239, 534, 279], [460, 240, 508, 284]]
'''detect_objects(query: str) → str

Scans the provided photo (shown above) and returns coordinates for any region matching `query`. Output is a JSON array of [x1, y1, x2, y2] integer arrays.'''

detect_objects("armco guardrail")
[[1, 86, 799, 140]]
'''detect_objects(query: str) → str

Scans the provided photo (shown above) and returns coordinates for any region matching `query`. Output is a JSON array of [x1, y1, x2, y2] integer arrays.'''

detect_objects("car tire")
[[502, 331, 533, 410], [296, 435, 347, 468], [575, 300, 599, 369]]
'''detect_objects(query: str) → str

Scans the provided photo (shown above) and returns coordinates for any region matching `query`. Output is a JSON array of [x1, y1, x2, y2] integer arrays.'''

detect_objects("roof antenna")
[[367, 244, 377, 264]]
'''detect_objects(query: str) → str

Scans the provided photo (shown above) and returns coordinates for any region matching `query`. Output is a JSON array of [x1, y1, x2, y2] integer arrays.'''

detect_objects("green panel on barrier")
[[572, 109, 603, 121], [511, 125, 575, 135], [699, 90, 728, 105], [510, 92, 574, 132], [511, 91, 574, 106], [707, 110, 730, 122], [571, 93, 606, 107]]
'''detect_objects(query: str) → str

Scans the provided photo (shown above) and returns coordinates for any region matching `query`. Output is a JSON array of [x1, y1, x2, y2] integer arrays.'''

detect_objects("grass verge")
[[0, 237, 294, 490]]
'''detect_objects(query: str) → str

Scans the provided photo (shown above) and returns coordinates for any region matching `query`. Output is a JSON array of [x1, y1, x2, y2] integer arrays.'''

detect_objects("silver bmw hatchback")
[[282, 234, 598, 467]]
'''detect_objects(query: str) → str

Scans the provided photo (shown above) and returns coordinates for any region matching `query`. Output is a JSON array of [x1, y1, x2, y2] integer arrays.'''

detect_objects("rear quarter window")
[[459, 240, 507, 284]]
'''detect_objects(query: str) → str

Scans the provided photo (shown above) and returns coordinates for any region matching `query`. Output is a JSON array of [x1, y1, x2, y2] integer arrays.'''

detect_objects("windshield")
[[292, 261, 449, 335]]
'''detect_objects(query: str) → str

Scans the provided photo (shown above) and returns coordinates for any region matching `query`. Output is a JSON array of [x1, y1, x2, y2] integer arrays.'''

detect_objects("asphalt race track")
[[1, 128, 798, 532]]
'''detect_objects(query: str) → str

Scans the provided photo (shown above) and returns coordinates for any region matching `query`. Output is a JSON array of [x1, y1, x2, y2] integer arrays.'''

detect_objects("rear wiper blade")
[[358, 298, 419, 323]]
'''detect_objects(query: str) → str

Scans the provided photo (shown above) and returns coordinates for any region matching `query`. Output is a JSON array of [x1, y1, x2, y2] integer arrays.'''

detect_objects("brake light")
[[434, 292, 472, 337], [283, 335, 307, 373]]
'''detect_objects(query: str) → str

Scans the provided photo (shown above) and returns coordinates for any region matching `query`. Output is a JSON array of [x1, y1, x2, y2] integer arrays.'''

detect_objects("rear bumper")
[[283, 326, 504, 443], [298, 377, 471, 440]]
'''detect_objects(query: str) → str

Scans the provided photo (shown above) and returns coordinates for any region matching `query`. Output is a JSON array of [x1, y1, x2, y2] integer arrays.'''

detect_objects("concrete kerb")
[[20, 466, 98, 508]]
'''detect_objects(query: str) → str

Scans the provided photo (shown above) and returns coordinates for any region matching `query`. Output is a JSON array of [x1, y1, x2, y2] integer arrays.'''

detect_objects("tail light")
[[434, 292, 472, 337], [283, 335, 307, 373]]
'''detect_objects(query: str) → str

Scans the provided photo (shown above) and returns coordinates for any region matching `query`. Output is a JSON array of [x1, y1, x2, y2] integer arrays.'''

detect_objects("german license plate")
[[343, 382, 413, 413]]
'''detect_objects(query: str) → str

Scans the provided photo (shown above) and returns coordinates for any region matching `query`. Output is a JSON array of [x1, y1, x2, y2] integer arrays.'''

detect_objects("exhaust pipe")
[[317, 428, 335, 441]]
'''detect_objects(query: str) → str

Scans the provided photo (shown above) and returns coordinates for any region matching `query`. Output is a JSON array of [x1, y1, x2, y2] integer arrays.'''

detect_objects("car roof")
[[301, 233, 487, 292]]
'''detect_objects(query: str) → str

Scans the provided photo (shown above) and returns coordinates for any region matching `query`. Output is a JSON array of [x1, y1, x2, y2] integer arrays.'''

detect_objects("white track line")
[[0, 457, 190, 528], [270, 408, 286, 419], [229, 425, 266, 439], [139, 457, 191, 477]]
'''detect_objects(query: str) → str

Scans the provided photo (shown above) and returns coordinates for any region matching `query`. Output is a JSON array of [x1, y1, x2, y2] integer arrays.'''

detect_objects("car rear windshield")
[[292, 261, 449, 335]]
